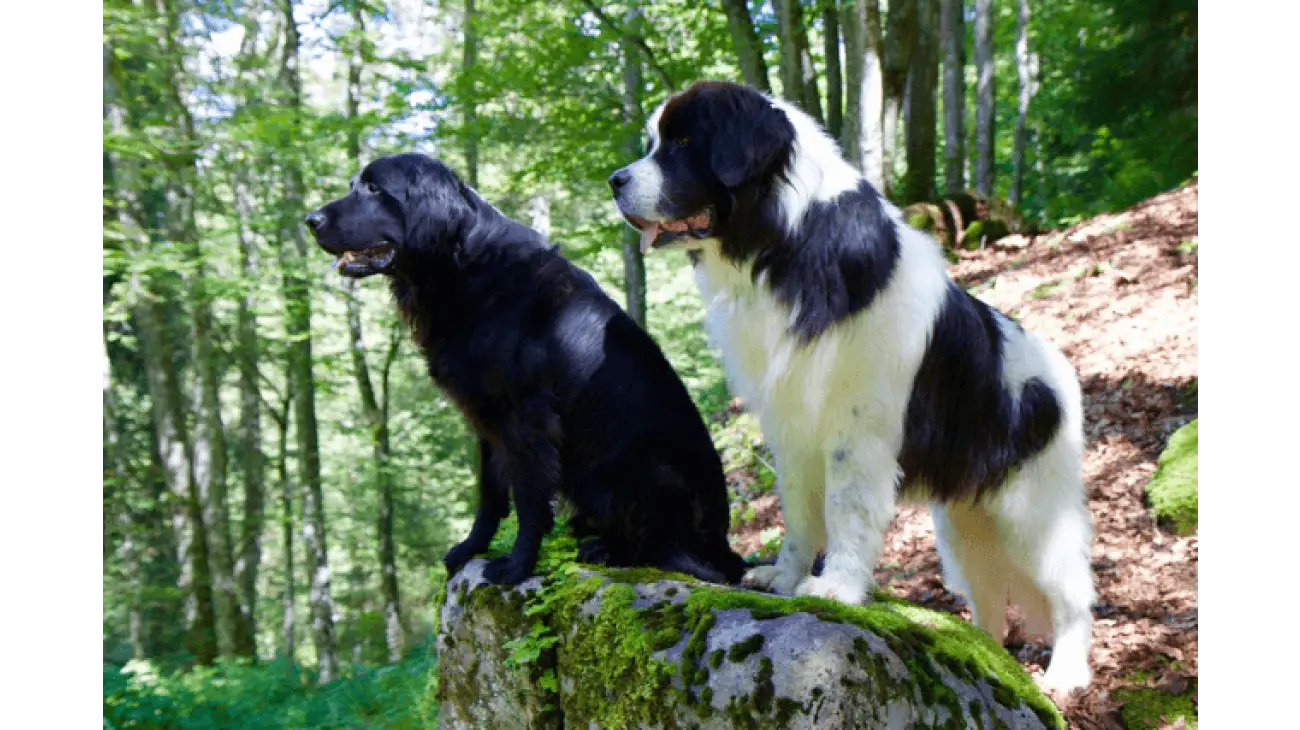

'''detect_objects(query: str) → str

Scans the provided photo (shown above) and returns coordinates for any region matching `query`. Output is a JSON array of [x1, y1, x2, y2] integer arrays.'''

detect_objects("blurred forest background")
[[102, 0, 1196, 726]]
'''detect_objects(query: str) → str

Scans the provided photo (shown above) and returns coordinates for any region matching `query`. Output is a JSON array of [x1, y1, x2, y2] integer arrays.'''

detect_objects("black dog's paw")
[[481, 556, 533, 585], [577, 538, 612, 565], [442, 541, 482, 578]]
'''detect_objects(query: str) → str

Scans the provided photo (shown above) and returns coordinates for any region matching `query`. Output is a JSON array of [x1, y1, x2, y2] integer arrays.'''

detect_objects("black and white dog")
[[609, 81, 1094, 693], [306, 153, 748, 587]]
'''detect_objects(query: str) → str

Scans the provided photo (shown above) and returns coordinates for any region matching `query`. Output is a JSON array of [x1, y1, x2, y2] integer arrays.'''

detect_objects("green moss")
[[1116, 680, 1198, 730], [709, 648, 725, 669], [726, 632, 766, 663], [1147, 419, 1198, 534]]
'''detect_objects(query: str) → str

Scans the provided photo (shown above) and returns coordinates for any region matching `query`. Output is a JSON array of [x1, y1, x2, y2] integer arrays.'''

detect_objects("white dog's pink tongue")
[[639, 221, 662, 254]]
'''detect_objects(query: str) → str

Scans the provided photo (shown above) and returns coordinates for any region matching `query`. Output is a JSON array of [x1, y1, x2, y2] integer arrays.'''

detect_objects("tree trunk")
[[795, 3, 825, 126], [774, 0, 805, 106], [974, 0, 995, 196], [271, 387, 297, 670], [463, 0, 479, 188], [136, 289, 218, 665], [882, 0, 919, 198], [343, 281, 408, 662], [720, 0, 771, 92], [822, 1, 844, 139], [940, 0, 966, 195], [379, 327, 405, 662], [902, 0, 938, 204], [279, 0, 338, 684], [1010, 0, 1033, 207], [620, 1, 648, 328], [841, 0, 885, 188], [225, 10, 267, 660], [155, 0, 240, 658], [231, 165, 265, 659]]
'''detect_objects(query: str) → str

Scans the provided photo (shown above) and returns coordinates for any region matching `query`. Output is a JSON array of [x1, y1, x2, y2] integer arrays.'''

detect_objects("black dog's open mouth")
[[624, 208, 714, 253], [332, 244, 396, 278]]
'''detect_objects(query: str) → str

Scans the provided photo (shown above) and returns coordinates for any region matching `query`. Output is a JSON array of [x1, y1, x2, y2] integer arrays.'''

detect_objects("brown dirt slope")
[[728, 180, 1199, 728]]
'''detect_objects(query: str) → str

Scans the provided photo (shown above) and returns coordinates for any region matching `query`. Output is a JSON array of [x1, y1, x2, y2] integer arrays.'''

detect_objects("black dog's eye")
[[673, 137, 690, 147], [364, 182, 381, 195]]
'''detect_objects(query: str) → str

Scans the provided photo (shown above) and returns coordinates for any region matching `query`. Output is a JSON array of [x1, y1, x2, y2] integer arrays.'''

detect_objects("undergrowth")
[[102, 647, 439, 730]]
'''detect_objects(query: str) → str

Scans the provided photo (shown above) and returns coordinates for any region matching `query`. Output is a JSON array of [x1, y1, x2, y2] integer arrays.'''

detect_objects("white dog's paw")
[[794, 575, 869, 605], [743, 565, 800, 595], [1034, 662, 1092, 700]]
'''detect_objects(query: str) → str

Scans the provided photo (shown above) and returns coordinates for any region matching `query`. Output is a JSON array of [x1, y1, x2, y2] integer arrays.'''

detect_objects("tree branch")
[[579, 0, 676, 93]]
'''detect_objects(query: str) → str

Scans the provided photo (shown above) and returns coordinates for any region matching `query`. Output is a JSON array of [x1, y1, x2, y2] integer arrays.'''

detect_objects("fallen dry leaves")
[[728, 181, 1199, 728]]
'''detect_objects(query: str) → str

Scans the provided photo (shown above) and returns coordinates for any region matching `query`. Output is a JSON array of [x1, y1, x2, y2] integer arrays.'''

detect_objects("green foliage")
[[1116, 680, 1199, 730], [103, 650, 439, 730], [1146, 419, 1198, 535]]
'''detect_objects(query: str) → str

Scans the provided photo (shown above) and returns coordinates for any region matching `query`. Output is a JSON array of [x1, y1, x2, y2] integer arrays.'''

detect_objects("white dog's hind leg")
[[986, 449, 1096, 695], [795, 439, 898, 605], [931, 501, 1011, 642], [744, 446, 825, 595]]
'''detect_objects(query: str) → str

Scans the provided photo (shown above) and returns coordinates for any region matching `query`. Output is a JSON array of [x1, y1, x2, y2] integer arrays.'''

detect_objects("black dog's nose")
[[304, 211, 326, 233], [607, 169, 632, 191]]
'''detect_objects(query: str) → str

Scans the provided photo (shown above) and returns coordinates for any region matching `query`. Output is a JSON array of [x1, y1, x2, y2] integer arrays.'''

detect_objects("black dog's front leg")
[[443, 438, 509, 578], [481, 398, 560, 585]]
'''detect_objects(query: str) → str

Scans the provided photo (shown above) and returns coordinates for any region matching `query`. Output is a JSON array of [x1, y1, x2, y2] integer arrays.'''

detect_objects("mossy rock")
[[960, 219, 1012, 251], [435, 524, 1064, 729], [1146, 419, 1198, 535]]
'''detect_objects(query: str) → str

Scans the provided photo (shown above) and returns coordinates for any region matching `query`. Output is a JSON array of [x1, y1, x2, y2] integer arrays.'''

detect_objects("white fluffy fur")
[[631, 92, 1096, 693]]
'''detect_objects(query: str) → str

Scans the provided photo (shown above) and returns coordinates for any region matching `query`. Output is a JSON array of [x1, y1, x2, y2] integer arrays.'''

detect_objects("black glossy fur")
[[308, 153, 747, 585], [613, 81, 1062, 503]]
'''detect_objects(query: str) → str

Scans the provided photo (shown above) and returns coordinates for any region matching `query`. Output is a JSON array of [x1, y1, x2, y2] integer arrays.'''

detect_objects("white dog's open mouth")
[[624, 208, 714, 253]]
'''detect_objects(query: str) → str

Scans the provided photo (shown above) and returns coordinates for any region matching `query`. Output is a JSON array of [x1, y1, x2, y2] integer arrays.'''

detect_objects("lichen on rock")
[[435, 520, 1064, 729]]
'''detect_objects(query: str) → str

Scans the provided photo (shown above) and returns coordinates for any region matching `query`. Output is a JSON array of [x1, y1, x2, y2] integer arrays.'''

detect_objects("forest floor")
[[726, 179, 1199, 729]]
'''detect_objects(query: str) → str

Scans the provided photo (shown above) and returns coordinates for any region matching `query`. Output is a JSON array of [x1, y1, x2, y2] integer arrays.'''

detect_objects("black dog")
[[305, 153, 748, 586]]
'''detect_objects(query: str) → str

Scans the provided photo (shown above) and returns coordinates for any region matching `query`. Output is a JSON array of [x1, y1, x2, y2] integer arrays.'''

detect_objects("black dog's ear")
[[401, 159, 476, 249], [709, 91, 796, 189]]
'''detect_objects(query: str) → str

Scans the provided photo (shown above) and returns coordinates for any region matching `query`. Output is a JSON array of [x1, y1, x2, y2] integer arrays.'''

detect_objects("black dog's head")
[[306, 153, 479, 278], [607, 81, 796, 254]]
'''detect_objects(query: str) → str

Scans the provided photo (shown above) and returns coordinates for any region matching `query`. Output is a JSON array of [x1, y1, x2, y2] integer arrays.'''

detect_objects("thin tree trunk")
[[104, 355, 146, 659], [940, 0, 966, 195], [156, 0, 240, 658], [270, 385, 297, 671], [720, 0, 771, 92], [462, 0, 478, 188], [774, 0, 806, 106], [620, 1, 648, 328], [882, 0, 919, 198], [823, 1, 844, 139], [795, 3, 825, 126], [902, 0, 938, 204], [343, 282, 408, 662], [841, 0, 885, 188], [137, 290, 218, 665], [279, 0, 338, 684], [974, 0, 995, 196], [232, 165, 265, 659], [1010, 0, 1033, 207], [228, 9, 266, 659]]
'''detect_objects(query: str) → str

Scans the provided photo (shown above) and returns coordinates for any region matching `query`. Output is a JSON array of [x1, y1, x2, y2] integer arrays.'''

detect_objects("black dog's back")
[[309, 153, 746, 585]]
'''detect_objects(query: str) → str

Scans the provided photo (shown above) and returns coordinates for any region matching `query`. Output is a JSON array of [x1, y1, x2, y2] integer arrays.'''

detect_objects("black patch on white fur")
[[898, 284, 1062, 500], [650, 83, 900, 341]]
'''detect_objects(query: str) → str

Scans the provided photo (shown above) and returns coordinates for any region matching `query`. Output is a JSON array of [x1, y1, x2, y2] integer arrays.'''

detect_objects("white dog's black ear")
[[708, 89, 796, 189]]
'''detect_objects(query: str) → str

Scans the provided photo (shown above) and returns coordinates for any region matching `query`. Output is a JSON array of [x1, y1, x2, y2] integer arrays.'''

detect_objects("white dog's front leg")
[[796, 439, 899, 605], [744, 447, 825, 595]]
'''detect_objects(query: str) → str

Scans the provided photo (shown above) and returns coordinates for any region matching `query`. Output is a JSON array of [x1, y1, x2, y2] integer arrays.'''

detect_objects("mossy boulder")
[[1116, 679, 1198, 729], [1146, 419, 1198, 535], [435, 529, 1064, 729]]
